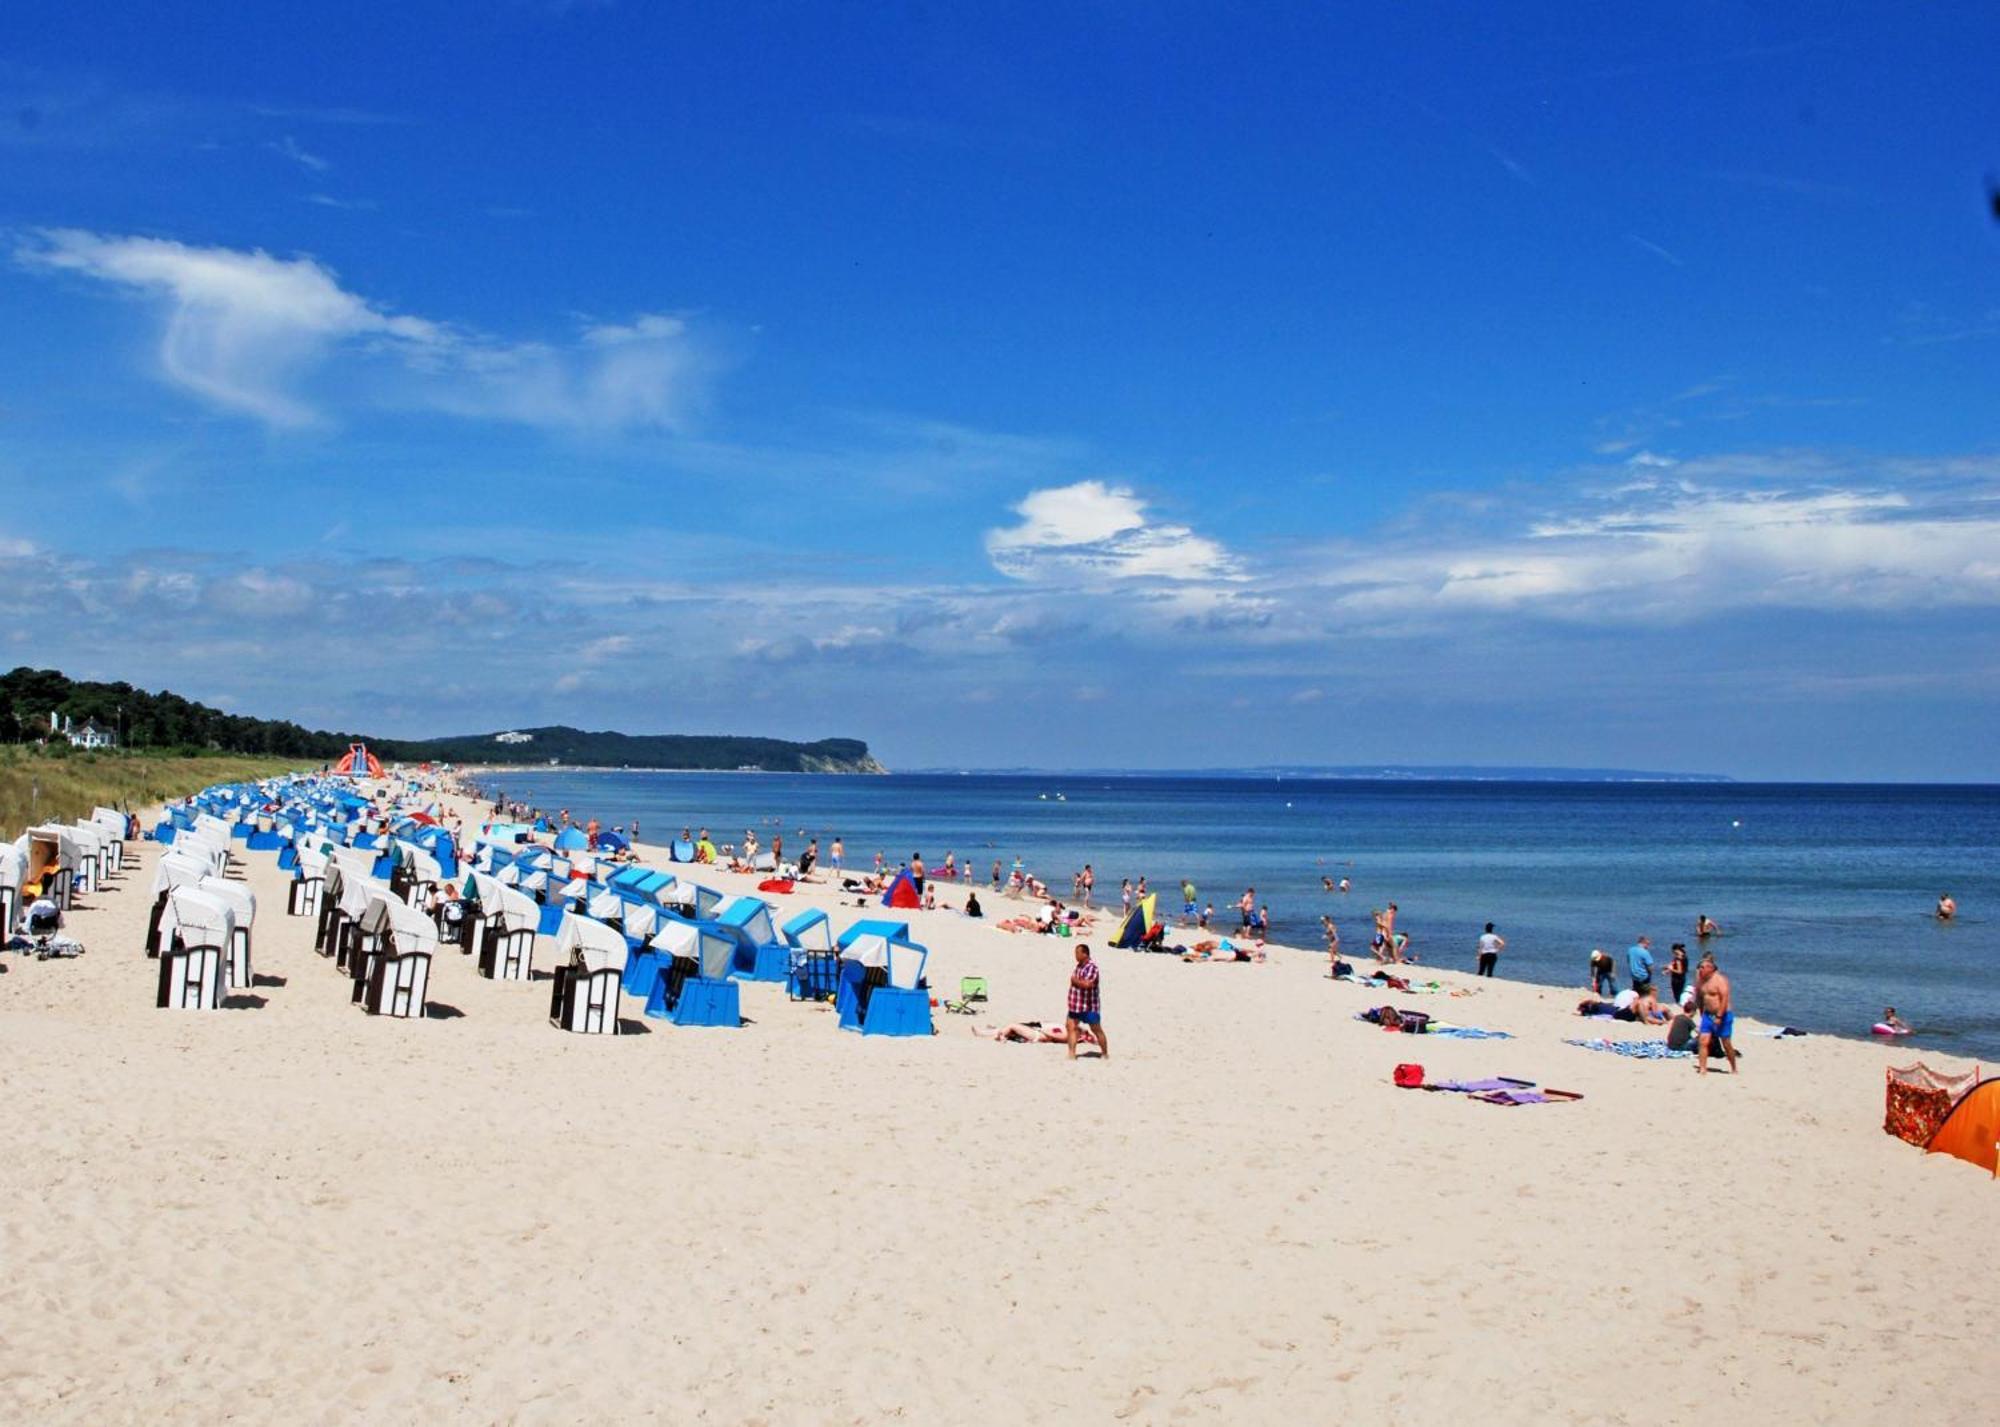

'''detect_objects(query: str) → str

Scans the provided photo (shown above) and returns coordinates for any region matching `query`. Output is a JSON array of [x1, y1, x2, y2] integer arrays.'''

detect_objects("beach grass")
[[0, 747, 305, 838]]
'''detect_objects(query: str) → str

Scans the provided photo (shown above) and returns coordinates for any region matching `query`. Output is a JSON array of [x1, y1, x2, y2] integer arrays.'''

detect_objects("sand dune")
[[3, 789, 1996, 1424]]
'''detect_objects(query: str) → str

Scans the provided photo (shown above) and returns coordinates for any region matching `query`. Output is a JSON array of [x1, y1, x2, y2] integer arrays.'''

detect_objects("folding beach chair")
[[944, 975, 988, 1014]]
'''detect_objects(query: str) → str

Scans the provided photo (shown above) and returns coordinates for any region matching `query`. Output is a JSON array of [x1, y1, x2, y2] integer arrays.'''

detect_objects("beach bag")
[[1393, 1063, 1425, 1088], [1397, 1010, 1431, 1034], [1331, 959, 1354, 978]]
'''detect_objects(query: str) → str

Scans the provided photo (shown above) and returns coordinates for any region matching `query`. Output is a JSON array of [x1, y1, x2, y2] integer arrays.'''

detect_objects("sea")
[[464, 771, 2000, 1059]]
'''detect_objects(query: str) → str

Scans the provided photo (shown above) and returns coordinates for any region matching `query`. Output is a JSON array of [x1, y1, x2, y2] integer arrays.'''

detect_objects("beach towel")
[[1565, 1038, 1692, 1060], [1426, 1026, 1514, 1040]]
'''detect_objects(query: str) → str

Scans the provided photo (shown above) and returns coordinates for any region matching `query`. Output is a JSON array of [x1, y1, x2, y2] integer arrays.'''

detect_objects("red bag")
[[1393, 1063, 1425, 1088]]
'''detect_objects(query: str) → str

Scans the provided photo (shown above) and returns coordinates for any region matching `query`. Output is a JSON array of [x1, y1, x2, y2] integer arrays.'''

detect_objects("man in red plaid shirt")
[[1065, 942, 1108, 1060]]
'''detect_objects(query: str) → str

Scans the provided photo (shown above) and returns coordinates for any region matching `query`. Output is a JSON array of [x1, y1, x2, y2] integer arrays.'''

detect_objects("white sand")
[[4, 787, 1998, 1424]]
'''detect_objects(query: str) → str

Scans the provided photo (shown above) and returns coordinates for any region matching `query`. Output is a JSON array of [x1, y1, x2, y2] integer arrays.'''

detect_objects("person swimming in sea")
[[1936, 893, 1956, 921], [1882, 1007, 1910, 1033], [1696, 913, 1720, 938]]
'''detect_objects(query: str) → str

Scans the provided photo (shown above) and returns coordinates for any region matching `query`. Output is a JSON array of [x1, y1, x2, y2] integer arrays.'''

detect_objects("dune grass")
[[0, 748, 305, 839]]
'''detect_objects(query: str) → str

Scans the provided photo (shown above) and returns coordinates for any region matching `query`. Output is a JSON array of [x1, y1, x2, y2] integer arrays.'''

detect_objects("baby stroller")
[[26, 898, 83, 960]]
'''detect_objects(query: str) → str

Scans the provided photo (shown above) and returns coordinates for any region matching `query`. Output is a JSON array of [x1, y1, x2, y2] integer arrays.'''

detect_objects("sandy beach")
[[4, 785, 1998, 1425]]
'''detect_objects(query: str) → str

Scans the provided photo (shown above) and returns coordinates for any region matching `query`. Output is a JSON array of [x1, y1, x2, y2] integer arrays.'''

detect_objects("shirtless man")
[[1696, 959, 1739, 1075], [1936, 893, 1956, 921], [1630, 984, 1674, 1026], [1696, 913, 1720, 938]]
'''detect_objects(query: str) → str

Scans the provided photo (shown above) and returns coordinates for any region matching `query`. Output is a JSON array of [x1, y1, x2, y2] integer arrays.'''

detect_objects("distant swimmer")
[[1338, 877, 1350, 894], [1936, 893, 1957, 921], [1696, 914, 1720, 938], [1881, 1007, 1911, 1034]]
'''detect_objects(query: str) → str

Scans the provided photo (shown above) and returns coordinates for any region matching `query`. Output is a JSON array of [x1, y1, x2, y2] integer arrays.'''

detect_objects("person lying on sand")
[[973, 1019, 1101, 1046], [1182, 939, 1264, 963]]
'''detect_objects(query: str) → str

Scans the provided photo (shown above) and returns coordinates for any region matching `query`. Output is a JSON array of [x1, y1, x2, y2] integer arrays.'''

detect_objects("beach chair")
[[197, 875, 256, 991], [835, 921, 933, 1036], [467, 874, 539, 981], [0, 843, 22, 937], [944, 976, 988, 1014], [716, 895, 789, 981], [639, 919, 740, 1028], [548, 913, 627, 1034], [156, 887, 232, 1010]]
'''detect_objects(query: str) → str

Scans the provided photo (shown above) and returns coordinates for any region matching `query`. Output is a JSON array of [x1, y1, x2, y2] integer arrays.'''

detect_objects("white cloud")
[[1320, 457, 2000, 623], [16, 228, 710, 433], [986, 480, 1241, 584]]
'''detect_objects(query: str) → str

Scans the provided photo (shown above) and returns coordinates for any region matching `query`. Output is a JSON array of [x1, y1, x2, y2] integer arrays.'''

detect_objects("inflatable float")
[[1871, 1022, 1913, 1038]]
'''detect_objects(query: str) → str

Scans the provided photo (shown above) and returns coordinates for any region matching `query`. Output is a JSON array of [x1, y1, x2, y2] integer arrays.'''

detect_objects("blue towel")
[[1428, 1027, 1513, 1040], [1564, 1038, 1692, 1060]]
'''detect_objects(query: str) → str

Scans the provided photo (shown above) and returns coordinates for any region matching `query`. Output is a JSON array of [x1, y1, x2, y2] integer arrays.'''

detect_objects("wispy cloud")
[[15, 228, 716, 433], [301, 193, 378, 212], [264, 134, 329, 172], [1312, 453, 2000, 624], [1626, 233, 1685, 268]]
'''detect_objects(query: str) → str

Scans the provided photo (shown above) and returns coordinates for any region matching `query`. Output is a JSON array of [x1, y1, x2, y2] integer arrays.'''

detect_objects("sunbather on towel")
[[975, 1019, 1100, 1046]]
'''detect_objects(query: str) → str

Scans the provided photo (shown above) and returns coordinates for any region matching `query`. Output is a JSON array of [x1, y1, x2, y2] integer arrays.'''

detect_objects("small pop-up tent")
[[879, 868, 921, 909], [553, 826, 589, 852], [334, 742, 385, 778], [1111, 893, 1160, 949], [1927, 1078, 2000, 1176]]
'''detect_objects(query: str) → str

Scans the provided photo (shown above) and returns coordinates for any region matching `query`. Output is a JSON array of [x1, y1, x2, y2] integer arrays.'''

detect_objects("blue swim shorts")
[[1068, 1010, 1101, 1026], [1699, 1011, 1734, 1040]]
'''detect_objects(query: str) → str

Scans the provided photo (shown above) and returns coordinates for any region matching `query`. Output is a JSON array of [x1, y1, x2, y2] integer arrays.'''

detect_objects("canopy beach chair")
[[836, 920, 933, 1037], [463, 870, 541, 980], [638, 918, 740, 1027], [716, 895, 789, 981], [354, 890, 437, 1018], [197, 875, 256, 991], [156, 886, 233, 1010], [782, 908, 839, 1001], [549, 913, 627, 1034]]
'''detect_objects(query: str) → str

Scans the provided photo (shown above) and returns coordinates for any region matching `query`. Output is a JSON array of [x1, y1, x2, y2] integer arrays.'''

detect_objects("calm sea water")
[[466, 771, 2000, 1058]]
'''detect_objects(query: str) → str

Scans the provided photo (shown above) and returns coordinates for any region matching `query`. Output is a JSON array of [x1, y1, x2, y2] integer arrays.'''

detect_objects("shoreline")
[[457, 769, 1989, 1064]]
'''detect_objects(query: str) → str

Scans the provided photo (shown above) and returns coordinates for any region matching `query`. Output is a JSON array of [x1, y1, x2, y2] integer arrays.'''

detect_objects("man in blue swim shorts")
[[1696, 958, 1739, 1075]]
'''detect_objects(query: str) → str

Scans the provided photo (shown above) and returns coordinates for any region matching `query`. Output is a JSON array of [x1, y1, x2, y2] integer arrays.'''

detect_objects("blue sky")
[[2, 3, 1996, 778]]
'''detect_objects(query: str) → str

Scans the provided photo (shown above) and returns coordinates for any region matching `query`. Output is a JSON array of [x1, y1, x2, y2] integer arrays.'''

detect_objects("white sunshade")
[[359, 890, 441, 956], [66, 823, 108, 856], [648, 919, 732, 981], [152, 853, 211, 894], [194, 813, 234, 843], [464, 871, 538, 932], [0, 844, 26, 891], [392, 840, 444, 884], [163, 886, 236, 948], [585, 886, 625, 922], [620, 901, 662, 939], [842, 933, 893, 970], [28, 826, 82, 869], [197, 876, 255, 928], [556, 913, 628, 975], [335, 869, 394, 921], [92, 808, 127, 838]]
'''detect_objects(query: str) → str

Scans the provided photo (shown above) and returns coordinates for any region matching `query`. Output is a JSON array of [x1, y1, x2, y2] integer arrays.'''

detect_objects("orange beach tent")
[[1928, 1080, 2000, 1177]]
